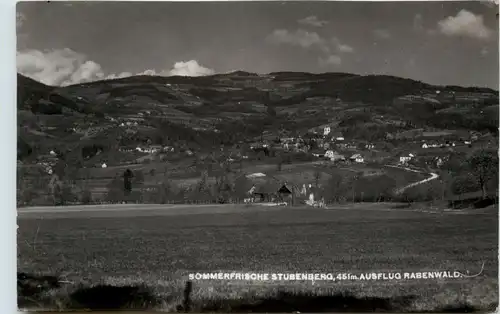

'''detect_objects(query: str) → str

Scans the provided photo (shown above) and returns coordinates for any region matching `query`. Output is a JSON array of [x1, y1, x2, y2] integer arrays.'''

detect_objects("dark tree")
[[466, 149, 499, 199], [123, 169, 133, 195]]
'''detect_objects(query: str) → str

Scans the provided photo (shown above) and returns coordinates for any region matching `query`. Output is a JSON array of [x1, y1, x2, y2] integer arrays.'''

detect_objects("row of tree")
[[17, 147, 498, 207]]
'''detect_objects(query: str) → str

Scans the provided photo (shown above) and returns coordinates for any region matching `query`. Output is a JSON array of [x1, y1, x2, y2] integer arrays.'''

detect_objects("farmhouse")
[[325, 150, 336, 159], [399, 153, 415, 165], [350, 153, 364, 163], [330, 132, 344, 141], [248, 180, 293, 204], [311, 150, 325, 158]]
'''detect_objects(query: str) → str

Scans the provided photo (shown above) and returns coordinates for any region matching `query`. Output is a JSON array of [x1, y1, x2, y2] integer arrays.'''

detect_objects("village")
[[30, 118, 488, 177]]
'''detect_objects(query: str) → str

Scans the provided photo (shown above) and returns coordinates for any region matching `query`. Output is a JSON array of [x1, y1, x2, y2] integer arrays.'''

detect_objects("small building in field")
[[277, 184, 293, 204], [399, 153, 415, 165], [247, 179, 293, 205], [326, 150, 345, 162], [101, 163, 107, 168], [325, 150, 336, 159], [350, 153, 364, 163]]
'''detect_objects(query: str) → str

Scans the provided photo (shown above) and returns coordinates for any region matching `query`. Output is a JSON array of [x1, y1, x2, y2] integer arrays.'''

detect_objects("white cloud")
[[337, 44, 354, 53], [17, 49, 104, 86], [437, 9, 492, 40], [267, 29, 329, 52], [16, 48, 215, 86], [66, 60, 104, 85], [267, 29, 354, 55], [267, 29, 354, 67], [318, 55, 342, 67], [373, 29, 391, 39], [105, 72, 133, 80], [297, 16, 329, 27], [332, 38, 354, 53], [169, 60, 215, 76]]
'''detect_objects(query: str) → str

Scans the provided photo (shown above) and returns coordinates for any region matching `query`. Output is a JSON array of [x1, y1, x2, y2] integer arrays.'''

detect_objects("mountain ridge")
[[16, 71, 499, 163], [18, 72, 499, 92]]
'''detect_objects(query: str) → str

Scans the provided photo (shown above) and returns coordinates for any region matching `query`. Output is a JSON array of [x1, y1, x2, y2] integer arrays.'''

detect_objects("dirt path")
[[385, 165, 440, 195]]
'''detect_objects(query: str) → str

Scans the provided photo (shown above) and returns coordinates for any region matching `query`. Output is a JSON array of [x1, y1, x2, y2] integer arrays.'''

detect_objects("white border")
[[1, 0, 17, 312], [3, 1, 499, 314]]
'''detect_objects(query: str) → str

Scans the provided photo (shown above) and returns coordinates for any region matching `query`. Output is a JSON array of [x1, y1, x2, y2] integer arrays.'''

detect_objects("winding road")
[[386, 165, 440, 195]]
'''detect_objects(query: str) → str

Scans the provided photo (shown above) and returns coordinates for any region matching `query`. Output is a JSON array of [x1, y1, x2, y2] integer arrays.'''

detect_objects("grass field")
[[17, 203, 498, 311]]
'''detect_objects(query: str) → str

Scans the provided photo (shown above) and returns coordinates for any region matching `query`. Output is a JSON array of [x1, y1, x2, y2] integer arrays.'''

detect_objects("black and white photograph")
[[16, 1, 499, 312]]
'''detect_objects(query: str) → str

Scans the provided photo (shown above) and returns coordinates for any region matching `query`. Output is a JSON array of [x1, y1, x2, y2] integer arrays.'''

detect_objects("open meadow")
[[17, 203, 498, 312]]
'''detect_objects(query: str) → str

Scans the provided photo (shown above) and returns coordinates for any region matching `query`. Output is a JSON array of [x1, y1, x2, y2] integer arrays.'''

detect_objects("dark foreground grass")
[[17, 204, 499, 312]]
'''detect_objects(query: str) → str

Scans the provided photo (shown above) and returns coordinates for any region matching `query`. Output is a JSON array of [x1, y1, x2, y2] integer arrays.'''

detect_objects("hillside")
[[16, 71, 498, 162]]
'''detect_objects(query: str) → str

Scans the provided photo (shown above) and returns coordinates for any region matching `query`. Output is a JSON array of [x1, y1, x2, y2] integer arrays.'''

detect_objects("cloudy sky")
[[16, 1, 499, 89]]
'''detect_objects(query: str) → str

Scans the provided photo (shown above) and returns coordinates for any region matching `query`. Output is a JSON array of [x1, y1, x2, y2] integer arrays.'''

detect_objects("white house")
[[365, 144, 375, 150], [101, 163, 108, 168], [336, 137, 345, 141], [422, 143, 429, 149], [399, 153, 415, 165], [464, 141, 472, 145], [399, 156, 411, 164], [350, 153, 364, 163], [323, 126, 331, 136], [49, 150, 57, 156], [325, 150, 336, 158], [326, 150, 345, 162]]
